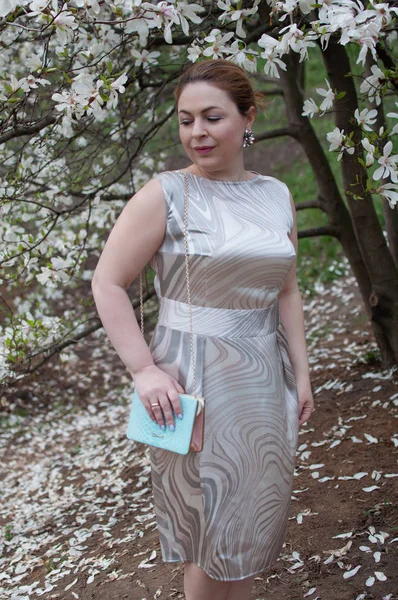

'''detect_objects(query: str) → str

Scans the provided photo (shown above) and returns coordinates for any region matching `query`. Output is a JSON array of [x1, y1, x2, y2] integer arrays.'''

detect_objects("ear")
[[246, 105, 256, 129]]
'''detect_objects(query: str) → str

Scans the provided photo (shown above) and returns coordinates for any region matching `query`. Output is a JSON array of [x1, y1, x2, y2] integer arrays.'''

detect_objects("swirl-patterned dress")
[[147, 169, 299, 581]]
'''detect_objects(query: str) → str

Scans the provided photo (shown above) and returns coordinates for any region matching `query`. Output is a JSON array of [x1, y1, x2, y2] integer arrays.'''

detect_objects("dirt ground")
[[1, 265, 397, 600]]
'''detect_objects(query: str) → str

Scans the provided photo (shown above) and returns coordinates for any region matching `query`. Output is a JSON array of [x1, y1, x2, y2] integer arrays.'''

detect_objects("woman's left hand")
[[297, 379, 314, 427]]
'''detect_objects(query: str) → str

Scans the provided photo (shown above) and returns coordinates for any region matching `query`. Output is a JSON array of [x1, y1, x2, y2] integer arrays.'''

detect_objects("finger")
[[168, 389, 183, 421], [158, 393, 175, 430], [175, 381, 185, 394], [149, 400, 163, 427]]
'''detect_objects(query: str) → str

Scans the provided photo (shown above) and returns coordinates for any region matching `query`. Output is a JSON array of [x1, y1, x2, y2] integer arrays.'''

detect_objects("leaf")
[[362, 486, 380, 492]]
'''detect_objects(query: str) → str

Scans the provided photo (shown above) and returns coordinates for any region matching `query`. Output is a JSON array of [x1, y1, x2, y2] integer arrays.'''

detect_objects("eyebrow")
[[178, 106, 223, 115]]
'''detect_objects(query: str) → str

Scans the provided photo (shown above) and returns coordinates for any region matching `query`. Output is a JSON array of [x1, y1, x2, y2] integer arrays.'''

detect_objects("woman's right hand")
[[132, 364, 186, 431]]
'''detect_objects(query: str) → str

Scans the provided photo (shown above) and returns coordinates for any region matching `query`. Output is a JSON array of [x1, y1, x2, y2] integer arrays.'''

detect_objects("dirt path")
[[1, 270, 397, 600]]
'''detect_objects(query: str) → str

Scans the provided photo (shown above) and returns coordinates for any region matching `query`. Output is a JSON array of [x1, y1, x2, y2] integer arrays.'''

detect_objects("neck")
[[189, 165, 250, 182]]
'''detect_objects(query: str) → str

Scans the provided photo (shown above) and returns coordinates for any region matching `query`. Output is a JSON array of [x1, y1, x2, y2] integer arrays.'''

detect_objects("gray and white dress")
[[147, 170, 299, 581]]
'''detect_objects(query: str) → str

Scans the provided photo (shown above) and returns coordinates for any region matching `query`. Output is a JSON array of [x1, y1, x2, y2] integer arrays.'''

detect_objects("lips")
[[194, 146, 215, 154]]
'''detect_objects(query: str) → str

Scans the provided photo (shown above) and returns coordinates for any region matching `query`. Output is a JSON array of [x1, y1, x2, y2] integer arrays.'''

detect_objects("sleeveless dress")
[[147, 169, 299, 581]]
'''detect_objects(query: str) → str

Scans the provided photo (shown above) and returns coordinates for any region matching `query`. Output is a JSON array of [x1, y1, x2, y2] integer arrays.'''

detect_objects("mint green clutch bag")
[[127, 390, 204, 455]]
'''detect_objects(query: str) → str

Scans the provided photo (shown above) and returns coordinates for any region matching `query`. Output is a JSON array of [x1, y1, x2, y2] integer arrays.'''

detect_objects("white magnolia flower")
[[370, 1, 398, 27], [74, 0, 101, 14], [110, 73, 128, 94], [386, 102, 398, 136], [299, 0, 313, 13], [125, 17, 155, 46], [52, 5, 79, 29], [354, 108, 378, 131], [25, 53, 43, 73], [131, 49, 160, 68], [316, 78, 335, 113], [264, 56, 287, 78], [326, 126, 355, 160], [203, 29, 235, 59], [357, 37, 377, 67], [177, 2, 205, 36], [217, 0, 260, 39], [373, 141, 398, 183], [277, 0, 299, 20], [29, 0, 55, 13], [257, 33, 279, 59], [361, 137, 375, 167], [228, 41, 258, 72], [142, 1, 179, 44], [187, 44, 202, 62], [73, 75, 104, 118], [279, 24, 317, 61], [378, 182, 398, 209], [52, 90, 85, 120], [106, 73, 128, 109], [360, 64, 386, 106], [0, 0, 20, 17], [302, 98, 319, 118], [327, 126, 345, 152]]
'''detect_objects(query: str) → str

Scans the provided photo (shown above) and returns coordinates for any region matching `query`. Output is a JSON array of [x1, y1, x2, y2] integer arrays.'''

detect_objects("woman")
[[91, 59, 314, 600]]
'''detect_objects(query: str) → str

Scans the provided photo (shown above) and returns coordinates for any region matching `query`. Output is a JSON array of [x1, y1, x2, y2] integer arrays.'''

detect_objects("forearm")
[[91, 281, 154, 378], [278, 288, 310, 385]]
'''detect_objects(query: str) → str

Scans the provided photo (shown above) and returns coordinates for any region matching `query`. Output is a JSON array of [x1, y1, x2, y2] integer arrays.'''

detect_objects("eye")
[[180, 120, 192, 126], [208, 117, 221, 121]]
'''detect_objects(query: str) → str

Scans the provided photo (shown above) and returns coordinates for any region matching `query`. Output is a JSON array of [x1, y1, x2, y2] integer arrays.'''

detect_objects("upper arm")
[[91, 178, 167, 290], [280, 191, 299, 295]]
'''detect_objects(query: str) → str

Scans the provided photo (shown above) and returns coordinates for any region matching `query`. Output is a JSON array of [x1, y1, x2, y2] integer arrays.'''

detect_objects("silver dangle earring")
[[243, 128, 255, 148]]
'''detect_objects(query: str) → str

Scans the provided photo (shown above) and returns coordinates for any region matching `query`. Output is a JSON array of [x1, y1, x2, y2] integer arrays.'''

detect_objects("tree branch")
[[0, 113, 57, 143], [7, 289, 157, 376], [256, 127, 295, 141], [295, 200, 324, 210], [298, 225, 340, 238]]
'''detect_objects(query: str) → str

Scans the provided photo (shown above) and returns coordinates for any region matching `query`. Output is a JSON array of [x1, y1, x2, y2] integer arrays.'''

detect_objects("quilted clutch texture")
[[127, 390, 200, 455]]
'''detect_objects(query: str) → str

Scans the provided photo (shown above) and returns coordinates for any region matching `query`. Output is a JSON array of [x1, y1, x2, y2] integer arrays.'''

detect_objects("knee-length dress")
[[147, 169, 299, 581]]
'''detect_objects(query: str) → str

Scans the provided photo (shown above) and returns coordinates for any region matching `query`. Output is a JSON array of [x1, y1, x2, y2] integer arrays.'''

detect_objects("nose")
[[191, 118, 207, 138]]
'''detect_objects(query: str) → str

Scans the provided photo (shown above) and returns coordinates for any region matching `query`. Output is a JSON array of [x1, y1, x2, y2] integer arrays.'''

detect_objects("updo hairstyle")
[[173, 59, 266, 117]]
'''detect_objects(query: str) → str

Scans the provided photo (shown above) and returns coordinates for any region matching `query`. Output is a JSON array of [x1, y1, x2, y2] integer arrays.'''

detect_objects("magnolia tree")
[[0, 0, 397, 390]]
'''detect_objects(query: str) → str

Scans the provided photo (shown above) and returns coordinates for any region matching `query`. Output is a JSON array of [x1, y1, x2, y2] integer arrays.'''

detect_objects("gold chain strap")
[[138, 171, 198, 397]]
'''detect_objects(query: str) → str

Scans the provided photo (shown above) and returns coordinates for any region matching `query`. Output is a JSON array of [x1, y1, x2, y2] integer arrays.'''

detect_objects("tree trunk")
[[277, 51, 398, 365], [364, 55, 398, 270], [321, 42, 398, 364]]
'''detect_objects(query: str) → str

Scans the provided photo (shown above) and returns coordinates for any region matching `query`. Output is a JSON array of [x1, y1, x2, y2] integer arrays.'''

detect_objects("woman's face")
[[177, 81, 255, 175]]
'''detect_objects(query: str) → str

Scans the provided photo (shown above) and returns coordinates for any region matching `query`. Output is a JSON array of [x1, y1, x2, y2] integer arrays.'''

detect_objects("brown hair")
[[174, 59, 266, 116]]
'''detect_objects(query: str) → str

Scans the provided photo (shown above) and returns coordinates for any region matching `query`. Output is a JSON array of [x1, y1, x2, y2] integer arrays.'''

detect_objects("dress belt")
[[157, 297, 280, 338]]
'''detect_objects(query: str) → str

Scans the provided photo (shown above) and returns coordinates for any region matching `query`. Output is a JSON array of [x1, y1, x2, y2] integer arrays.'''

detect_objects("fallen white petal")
[[353, 472, 368, 479], [343, 565, 361, 579], [364, 433, 378, 444]]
